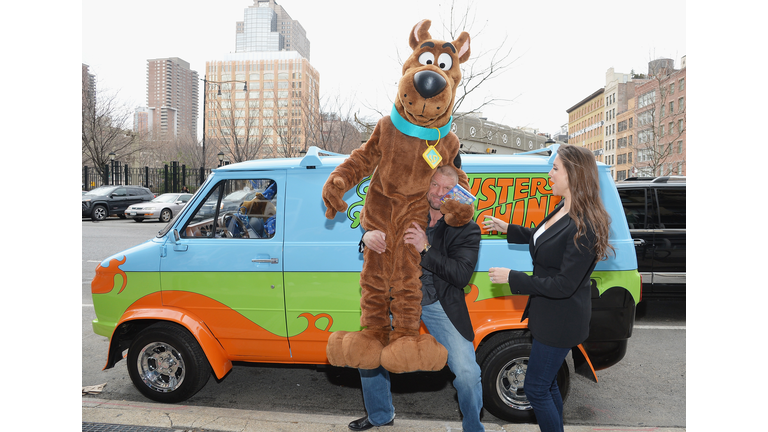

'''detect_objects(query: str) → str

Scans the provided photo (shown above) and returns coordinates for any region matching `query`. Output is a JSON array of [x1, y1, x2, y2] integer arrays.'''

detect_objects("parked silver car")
[[124, 193, 192, 223]]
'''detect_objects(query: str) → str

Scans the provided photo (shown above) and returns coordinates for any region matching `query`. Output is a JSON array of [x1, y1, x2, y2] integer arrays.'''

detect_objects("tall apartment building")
[[603, 68, 645, 180], [236, 0, 310, 61], [204, 52, 320, 160], [144, 57, 199, 141], [566, 88, 605, 162], [82, 64, 96, 111], [133, 107, 153, 136], [632, 58, 686, 177], [204, 0, 318, 161], [615, 97, 636, 181]]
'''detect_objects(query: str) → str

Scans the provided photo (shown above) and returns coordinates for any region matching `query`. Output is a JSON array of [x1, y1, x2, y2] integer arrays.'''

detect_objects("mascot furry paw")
[[322, 19, 473, 373]]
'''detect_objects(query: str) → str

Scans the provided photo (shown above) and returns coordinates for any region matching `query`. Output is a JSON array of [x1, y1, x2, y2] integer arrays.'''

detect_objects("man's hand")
[[489, 267, 511, 285], [404, 222, 429, 253], [363, 230, 387, 254]]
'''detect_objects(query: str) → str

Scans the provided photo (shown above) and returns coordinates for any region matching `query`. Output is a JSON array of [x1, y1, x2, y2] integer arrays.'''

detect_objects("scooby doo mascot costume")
[[322, 19, 474, 374]]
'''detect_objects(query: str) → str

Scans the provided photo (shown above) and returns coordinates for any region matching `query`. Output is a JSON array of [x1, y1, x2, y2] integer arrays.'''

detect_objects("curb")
[[83, 397, 685, 432]]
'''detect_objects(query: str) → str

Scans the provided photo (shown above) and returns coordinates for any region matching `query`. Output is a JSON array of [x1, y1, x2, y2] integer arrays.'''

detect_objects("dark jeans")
[[525, 338, 571, 432]]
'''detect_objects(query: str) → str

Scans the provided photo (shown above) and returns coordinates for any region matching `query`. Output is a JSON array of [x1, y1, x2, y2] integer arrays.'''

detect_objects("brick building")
[[567, 88, 605, 162]]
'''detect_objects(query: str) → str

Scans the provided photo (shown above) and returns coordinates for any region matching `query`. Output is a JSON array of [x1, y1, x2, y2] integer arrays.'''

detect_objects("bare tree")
[[358, 0, 520, 120], [82, 86, 146, 175], [206, 82, 269, 164], [632, 66, 686, 176], [303, 92, 364, 154], [438, 0, 521, 119], [135, 129, 201, 168]]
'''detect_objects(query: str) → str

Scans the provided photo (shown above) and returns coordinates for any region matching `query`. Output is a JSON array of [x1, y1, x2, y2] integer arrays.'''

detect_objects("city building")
[[566, 88, 605, 161], [452, 113, 553, 154], [144, 57, 200, 141], [236, 0, 310, 61], [603, 68, 637, 179], [204, 0, 318, 161], [551, 124, 568, 144], [203, 51, 320, 160], [632, 58, 686, 177], [615, 97, 637, 181], [133, 107, 153, 136], [82, 64, 96, 111]]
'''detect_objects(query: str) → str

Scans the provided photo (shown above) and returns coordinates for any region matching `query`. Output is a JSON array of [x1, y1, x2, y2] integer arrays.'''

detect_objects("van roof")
[[213, 145, 574, 173]]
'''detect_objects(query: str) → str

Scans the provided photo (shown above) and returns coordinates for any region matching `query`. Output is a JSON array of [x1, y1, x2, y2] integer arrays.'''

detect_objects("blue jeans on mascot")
[[359, 301, 484, 432]]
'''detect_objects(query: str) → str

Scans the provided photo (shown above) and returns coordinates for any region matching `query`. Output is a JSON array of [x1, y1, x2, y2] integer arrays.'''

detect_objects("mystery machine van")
[[91, 145, 640, 422]]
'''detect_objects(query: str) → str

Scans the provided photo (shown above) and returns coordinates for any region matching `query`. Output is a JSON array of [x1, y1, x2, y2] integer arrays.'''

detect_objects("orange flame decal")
[[91, 256, 128, 294]]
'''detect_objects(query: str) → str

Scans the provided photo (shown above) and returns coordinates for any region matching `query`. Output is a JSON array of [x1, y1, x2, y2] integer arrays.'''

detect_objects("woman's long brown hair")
[[557, 145, 615, 261]]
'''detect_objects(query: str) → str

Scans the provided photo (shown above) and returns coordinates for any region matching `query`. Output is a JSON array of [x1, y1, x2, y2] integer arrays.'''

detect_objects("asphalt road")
[[82, 217, 685, 428]]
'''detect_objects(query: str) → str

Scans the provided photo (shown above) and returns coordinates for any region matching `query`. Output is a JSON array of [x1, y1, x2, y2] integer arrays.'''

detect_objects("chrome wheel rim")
[[160, 210, 171, 222], [94, 207, 106, 220], [137, 342, 186, 393], [495, 356, 531, 410]]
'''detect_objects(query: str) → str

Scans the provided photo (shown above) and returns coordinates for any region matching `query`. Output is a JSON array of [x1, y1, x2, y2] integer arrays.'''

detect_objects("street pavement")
[[82, 397, 685, 432]]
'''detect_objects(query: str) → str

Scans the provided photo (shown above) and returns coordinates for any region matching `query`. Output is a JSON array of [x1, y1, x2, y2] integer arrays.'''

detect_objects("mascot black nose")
[[413, 70, 447, 99]]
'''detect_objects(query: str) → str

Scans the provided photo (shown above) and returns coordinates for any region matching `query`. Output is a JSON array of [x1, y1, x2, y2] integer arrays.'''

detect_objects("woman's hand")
[[483, 215, 509, 234], [489, 267, 511, 285]]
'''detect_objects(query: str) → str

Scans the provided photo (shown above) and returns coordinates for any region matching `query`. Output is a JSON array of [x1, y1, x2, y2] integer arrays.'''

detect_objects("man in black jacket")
[[349, 166, 484, 432]]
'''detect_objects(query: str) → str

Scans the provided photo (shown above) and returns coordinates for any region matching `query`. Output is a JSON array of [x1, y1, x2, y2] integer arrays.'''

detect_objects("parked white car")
[[124, 193, 192, 223]]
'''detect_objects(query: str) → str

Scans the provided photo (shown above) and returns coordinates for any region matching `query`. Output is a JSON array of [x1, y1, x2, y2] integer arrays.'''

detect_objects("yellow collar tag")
[[422, 128, 443, 169]]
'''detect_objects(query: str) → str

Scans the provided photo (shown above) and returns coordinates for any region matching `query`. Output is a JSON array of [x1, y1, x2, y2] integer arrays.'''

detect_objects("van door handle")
[[252, 258, 279, 264], [633, 238, 646, 246]]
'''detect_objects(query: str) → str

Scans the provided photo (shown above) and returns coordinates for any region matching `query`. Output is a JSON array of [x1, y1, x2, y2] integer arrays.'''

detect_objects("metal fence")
[[83, 162, 214, 195]]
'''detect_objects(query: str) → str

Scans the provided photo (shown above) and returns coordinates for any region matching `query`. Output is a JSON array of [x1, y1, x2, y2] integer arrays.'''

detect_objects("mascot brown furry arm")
[[321, 19, 475, 374]]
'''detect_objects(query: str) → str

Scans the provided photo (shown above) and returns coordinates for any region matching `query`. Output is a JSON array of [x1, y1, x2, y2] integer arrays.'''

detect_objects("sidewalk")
[[83, 397, 686, 432]]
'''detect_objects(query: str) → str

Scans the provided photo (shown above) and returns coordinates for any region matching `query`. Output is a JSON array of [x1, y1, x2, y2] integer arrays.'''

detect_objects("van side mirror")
[[173, 229, 180, 243]]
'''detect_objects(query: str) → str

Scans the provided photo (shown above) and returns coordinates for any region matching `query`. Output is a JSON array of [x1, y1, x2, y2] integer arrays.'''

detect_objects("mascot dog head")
[[396, 19, 471, 128]]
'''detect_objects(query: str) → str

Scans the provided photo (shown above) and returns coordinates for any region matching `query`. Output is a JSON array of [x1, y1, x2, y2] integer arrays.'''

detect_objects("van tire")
[[127, 322, 211, 403], [479, 333, 570, 423]]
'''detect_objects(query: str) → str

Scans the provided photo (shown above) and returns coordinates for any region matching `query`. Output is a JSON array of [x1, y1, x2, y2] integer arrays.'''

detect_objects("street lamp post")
[[200, 76, 248, 170], [218, 151, 225, 167], [109, 152, 116, 185]]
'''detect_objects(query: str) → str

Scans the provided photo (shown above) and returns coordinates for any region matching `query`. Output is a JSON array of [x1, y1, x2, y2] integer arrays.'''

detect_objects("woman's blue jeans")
[[525, 338, 571, 432], [359, 301, 485, 431]]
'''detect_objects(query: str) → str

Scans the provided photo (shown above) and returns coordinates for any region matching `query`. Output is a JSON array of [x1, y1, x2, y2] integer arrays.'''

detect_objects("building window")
[[679, 78, 685, 91], [678, 97, 684, 112], [669, 101, 674, 113], [678, 119, 684, 133], [678, 140, 683, 154]]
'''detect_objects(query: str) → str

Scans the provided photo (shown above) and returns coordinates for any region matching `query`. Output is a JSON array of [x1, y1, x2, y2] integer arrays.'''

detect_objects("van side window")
[[618, 188, 647, 229], [181, 179, 277, 239], [655, 188, 685, 229]]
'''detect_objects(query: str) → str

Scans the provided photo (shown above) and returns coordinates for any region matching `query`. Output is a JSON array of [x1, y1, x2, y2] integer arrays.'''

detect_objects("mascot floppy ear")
[[409, 19, 471, 64], [409, 19, 432, 49]]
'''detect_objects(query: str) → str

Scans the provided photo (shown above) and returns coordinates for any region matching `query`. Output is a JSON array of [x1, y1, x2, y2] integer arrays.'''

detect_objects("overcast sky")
[[82, 0, 686, 137]]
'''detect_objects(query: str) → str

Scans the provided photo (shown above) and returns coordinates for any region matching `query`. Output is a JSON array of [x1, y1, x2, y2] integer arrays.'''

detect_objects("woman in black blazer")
[[485, 145, 614, 432]]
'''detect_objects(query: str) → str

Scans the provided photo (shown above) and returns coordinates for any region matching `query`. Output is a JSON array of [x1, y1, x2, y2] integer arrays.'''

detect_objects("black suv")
[[82, 185, 155, 221], [616, 176, 685, 299]]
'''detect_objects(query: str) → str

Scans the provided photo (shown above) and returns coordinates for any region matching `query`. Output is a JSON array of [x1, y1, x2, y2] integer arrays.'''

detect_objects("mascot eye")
[[419, 52, 435, 66], [437, 53, 453, 71]]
